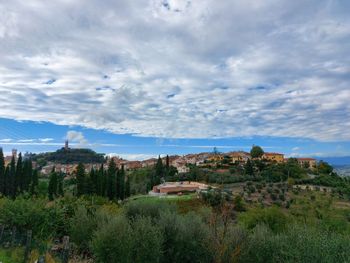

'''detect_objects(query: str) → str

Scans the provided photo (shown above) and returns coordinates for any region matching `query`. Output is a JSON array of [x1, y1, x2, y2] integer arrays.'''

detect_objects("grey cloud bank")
[[0, 0, 349, 141]]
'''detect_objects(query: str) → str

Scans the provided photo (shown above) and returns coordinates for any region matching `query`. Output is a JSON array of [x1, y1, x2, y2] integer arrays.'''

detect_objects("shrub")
[[238, 224, 350, 263], [279, 194, 285, 201], [270, 193, 277, 201], [91, 215, 133, 263], [158, 211, 212, 263], [124, 199, 176, 219], [233, 195, 246, 212], [239, 207, 288, 233], [131, 216, 163, 263], [69, 206, 98, 252]]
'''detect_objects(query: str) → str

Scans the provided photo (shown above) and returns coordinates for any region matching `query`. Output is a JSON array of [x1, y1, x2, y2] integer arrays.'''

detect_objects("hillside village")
[[4, 141, 317, 177]]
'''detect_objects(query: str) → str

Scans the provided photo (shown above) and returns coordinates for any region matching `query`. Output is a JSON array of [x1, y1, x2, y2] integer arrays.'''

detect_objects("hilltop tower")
[[12, 149, 17, 158], [65, 140, 69, 150]]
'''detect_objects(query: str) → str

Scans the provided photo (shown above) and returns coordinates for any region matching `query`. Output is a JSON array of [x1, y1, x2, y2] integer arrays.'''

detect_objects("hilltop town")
[[1, 142, 350, 263], [3, 141, 318, 178]]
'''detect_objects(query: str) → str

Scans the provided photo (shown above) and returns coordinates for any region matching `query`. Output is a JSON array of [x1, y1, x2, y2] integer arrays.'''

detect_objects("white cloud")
[[0, 139, 12, 142], [17, 139, 35, 142], [65, 130, 88, 145], [39, 138, 54, 142], [107, 153, 161, 161], [0, 0, 349, 141]]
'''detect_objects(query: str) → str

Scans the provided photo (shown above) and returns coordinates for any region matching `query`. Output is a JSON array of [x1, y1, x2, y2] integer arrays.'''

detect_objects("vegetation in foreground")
[[0, 186, 349, 263], [1, 146, 350, 262]]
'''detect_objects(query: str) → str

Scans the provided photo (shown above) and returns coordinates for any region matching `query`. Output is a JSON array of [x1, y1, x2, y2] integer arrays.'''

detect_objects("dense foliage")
[[30, 148, 105, 166], [0, 148, 38, 198]]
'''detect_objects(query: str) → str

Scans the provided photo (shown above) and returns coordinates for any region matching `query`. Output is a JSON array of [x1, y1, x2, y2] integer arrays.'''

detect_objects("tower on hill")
[[65, 140, 69, 150], [12, 149, 17, 158]]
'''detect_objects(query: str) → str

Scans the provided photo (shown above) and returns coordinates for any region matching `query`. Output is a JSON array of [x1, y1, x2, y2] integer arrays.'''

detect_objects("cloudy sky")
[[0, 0, 349, 159]]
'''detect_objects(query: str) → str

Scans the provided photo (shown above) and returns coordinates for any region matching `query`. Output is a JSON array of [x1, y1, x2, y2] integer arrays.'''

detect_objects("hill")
[[30, 147, 105, 166]]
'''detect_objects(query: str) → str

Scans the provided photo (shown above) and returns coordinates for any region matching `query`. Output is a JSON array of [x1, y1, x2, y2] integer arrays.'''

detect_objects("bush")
[[91, 215, 133, 263], [69, 206, 98, 252], [270, 193, 277, 201], [238, 224, 350, 263], [233, 195, 246, 212], [124, 199, 176, 219], [279, 194, 285, 201], [239, 207, 288, 233], [158, 211, 213, 263], [0, 197, 67, 240], [131, 217, 163, 263]]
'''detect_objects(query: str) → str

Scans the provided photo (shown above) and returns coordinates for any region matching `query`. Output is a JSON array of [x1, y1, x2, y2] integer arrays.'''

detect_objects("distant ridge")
[[315, 156, 350, 166]]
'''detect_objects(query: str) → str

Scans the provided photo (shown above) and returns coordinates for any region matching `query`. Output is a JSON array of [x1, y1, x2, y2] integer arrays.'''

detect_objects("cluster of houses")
[[4, 147, 318, 176]]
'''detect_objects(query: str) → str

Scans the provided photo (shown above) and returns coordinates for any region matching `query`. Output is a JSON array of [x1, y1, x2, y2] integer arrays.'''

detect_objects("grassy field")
[[0, 248, 24, 263]]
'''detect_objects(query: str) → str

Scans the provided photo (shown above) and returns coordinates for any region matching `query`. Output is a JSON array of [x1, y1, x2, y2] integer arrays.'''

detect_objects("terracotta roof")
[[297, 158, 316, 161]]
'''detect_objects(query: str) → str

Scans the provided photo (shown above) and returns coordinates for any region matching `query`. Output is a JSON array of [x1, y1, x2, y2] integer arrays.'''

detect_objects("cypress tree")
[[117, 165, 125, 200], [245, 159, 254, 176], [97, 164, 105, 196], [76, 163, 86, 196], [15, 152, 23, 194], [0, 148, 4, 195], [48, 167, 58, 200], [9, 155, 16, 198], [30, 169, 39, 195], [125, 175, 130, 198], [107, 158, 117, 200], [57, 172, 64, 197], [22, 159, 33, 192], [153, 156, 164, 186], [166, 155, 170, 169], [85, 173, 93, 195], [4, 166, 9, 196], [89, 168, 98, 194]]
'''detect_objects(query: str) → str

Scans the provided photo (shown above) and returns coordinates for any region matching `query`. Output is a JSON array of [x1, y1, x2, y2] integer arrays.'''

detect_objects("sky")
[[0, 0, 349, 160]]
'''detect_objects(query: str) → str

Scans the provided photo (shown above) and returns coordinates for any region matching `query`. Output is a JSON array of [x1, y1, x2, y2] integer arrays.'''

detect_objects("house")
[[124, 161, 142, 170], [296, 158, 317, 169], [229, 151, 250, 163], [172, 158, 190, 173], [151, 181, 209, 195], [207, 154, 224, 162], [141, 158, 157, 168], [262, 152, 285, 163]]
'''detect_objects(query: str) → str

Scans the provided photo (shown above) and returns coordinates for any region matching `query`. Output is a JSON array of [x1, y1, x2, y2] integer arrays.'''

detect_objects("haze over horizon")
[[1, 0, 349, 160]]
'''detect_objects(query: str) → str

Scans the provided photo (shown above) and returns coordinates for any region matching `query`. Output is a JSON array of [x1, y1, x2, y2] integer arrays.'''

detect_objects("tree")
[[30, 169, 39, 195], [117, 165, 125, 200], [9, 155, 16, 198], [89, 167, 98, 194], [97, 164, 105, 196], [107, 159, 117, 200], [233, 195, 246, 212], [0, 148, 4, 195], [125, 175, 131, 198], [4, 166, 10, 196], [48, 167, 58, 200], [15, 152, 23, 194], [22, 159, 33, 192], [166, 155, 170, 169], [245, 159, 254, 176], [57, 172, 64, 197], [250, 145, 264, 159], [76, 163, 86, 196], [318, 161, 333, 174], [152, 156, 164, 187]]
